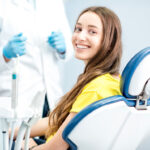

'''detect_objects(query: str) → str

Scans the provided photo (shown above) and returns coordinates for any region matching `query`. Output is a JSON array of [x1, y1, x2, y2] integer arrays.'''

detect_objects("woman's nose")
[[78, 31, 87, 41]]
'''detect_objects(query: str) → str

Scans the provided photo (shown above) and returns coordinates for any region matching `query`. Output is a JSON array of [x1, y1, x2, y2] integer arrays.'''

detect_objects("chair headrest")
[[120, 47, 150, 99]]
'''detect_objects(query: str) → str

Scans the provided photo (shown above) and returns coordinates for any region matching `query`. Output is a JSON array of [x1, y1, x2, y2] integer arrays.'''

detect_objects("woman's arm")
[[32, 112, 77, 150], [30, 117, 49, 138], [12, 117, 49, 140]]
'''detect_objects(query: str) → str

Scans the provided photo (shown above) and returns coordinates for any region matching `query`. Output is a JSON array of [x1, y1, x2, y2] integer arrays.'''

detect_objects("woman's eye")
[[74, 27, 82, 32], [89, 30, 97, 34]]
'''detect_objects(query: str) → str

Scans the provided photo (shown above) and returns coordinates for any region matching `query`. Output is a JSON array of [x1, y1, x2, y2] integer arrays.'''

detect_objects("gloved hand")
[[3, 33, 27, 59], [48, 31, 66, 55]]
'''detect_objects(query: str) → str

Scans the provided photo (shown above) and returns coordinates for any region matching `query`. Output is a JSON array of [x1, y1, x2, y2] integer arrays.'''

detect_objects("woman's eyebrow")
[[76, 23, 82, 26], [76, 23, 99, 29], [88, 25, 98, 29]]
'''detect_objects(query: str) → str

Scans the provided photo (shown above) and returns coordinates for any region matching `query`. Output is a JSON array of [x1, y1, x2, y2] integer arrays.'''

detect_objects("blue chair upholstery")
[[63, 47, 150, 150]]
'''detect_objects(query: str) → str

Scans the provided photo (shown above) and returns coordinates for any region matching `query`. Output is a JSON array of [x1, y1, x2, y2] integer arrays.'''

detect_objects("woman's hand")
[[21, 138, 37, 150], [30, 143, 47, 150]]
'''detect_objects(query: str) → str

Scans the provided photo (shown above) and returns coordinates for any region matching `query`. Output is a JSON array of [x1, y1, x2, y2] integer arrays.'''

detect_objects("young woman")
[[22, 6, 122, 150]]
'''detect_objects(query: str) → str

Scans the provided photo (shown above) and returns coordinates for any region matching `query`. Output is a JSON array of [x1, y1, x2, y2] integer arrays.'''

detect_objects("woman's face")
[[72, 11, 103, 64]]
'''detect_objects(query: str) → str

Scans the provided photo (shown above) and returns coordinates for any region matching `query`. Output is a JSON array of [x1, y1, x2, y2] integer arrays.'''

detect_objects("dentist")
[[0, 0, 73, 114]]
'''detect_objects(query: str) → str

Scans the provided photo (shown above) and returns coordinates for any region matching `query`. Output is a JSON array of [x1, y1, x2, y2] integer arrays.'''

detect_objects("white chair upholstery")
[[62, 47, 150, 150]]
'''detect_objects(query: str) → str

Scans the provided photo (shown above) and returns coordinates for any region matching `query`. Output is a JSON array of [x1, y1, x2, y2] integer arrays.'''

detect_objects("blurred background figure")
[[0, 0, 73, 147], [0, 0, 73, 112]]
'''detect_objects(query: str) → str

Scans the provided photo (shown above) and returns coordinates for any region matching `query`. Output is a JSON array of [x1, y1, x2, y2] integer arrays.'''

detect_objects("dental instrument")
[[9, 55, 20, 150], [14, 91, 45, 150]]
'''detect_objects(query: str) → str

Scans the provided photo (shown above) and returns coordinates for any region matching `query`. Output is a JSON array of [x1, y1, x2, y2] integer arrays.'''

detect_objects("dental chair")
[[62, 47, 150, 150]]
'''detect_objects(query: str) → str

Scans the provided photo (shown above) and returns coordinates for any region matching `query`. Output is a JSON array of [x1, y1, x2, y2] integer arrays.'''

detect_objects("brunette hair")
[[46, 6, 122, 138]]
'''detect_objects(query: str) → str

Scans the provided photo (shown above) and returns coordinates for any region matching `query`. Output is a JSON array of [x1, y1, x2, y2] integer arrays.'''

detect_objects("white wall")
[[61, 0, 150, 93]]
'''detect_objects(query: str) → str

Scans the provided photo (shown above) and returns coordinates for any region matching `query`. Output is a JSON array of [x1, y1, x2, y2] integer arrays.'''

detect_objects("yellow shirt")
[[70, 73, 121, 112], [47, 73, 121, 142]]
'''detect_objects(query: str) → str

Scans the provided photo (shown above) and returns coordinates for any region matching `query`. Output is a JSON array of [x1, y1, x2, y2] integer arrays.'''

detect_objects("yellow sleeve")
[[70, 91, 101, 113]]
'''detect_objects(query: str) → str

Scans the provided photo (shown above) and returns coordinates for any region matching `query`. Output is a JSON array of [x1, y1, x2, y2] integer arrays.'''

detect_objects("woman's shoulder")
[[93, 73, 120, 82], [81, 73, 121, 98], [86, 73, 120, 88]]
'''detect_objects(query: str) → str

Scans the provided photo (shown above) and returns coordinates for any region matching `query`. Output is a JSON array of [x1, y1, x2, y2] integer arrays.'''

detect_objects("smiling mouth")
[[76, 44, 90, 49]]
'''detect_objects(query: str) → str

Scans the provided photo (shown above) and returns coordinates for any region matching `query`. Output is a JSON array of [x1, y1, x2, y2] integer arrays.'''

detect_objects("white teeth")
[[76, 45, 88, 49]]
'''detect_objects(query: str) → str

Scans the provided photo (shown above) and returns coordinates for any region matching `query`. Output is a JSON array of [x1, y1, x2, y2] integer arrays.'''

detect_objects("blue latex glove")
[[48, 31, 66, 55], [3, 33, 27, 59]]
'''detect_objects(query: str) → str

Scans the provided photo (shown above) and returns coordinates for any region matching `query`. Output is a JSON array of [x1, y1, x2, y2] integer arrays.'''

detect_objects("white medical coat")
[[0, 0, 73, 114]]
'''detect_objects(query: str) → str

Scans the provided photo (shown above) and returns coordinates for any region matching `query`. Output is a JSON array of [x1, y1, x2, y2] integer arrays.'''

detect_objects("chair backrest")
[[121, 47, 150, 99], [62, 47, 150, 150]]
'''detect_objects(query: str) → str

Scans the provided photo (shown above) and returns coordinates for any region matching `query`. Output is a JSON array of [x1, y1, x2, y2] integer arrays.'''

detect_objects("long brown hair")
[[46, 6, 122, 138]]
